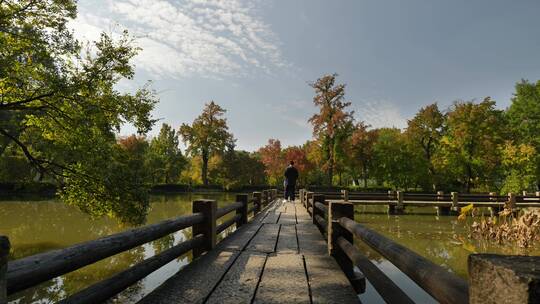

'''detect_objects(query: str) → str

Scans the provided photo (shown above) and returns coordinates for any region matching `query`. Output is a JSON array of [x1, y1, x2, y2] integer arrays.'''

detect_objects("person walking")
[[284, 161, 299, 201]]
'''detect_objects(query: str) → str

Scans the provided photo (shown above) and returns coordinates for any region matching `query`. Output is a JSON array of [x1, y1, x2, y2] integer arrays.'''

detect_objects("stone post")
[[192, 200, 217, 258], [236, 194, 249, 227], [253, 192, 262, 214], [469, 254, 540, 304]]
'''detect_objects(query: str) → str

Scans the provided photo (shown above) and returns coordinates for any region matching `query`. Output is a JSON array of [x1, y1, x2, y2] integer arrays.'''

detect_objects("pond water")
[[1, 195, 538, 303]]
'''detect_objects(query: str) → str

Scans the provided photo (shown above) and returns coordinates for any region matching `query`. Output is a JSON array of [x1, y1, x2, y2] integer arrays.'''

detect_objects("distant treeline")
[[2, 1, 538, 223], [3, 75, 539, 196]]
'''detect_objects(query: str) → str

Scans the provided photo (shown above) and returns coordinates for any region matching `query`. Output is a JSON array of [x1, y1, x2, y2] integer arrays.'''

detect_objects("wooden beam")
[[7, 213, 204, 295]]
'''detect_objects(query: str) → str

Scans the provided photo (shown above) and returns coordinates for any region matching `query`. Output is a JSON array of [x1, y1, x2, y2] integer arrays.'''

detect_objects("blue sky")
[[72, 0, 540, 151]]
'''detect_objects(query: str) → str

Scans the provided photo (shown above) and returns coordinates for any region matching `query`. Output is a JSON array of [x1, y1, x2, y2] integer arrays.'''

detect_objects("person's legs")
[[285, 184, 293, 201], [291, 184, 296, 201]]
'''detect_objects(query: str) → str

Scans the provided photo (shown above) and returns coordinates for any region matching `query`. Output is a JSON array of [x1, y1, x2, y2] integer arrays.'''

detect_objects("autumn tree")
[[308, 74, 354, 185], [147, 123, 186, 184], [179, 101, 234, 185], [439, 98, 505, 192], [0, 1, 157, 223], [258, 139, 284, 185], [405, 103, 445, 189], [284, 146, 312, 186]]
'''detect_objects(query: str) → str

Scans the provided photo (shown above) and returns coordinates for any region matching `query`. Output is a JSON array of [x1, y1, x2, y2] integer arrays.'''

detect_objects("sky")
[[71, 0, 540, 151]]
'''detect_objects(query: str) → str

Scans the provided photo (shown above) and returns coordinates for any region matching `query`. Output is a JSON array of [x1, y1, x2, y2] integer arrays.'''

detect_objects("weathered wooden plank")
[[246, 224, 280, 253], [216, 220, 263, 251], [304, 254, 360, 304], [262, 211, 280, 224], [278, 212, 296, 225], [276, 225, 298, 254], [138, 249, 240, 304], [295, 204, 312, 224], [206, 252, 267, 304], [253, 254, 310, 304], [296, 223, 327, 256]]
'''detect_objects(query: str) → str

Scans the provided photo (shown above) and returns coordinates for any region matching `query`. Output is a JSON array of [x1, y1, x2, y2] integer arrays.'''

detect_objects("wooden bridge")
[[1, 189, 539, 304]]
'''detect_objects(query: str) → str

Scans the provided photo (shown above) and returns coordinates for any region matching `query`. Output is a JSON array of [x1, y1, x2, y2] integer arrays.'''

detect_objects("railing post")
[[469, 254, 540, 303], [307, 192, 314, 216], [262, 190, 268, 206], [192, 200, 217, 258], [536, 191, 540, 198], [451, 191, 460, 215], [436, 191, 450, 215], [328, 200, 363, 292], [397, 191, 404, 213], [1, 236, 10, 304], [508, 192, 516, 209], [341, 189, 349, 202], [387, 190, 398, 214], [488, 191, 497, 216], [253, 192, 262, 214], [236, 194, 249, 227], [312, 194, 325, 232]]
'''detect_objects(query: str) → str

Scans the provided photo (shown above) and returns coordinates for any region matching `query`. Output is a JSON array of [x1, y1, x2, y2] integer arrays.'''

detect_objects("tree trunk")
[[202, 151, 209, 186]]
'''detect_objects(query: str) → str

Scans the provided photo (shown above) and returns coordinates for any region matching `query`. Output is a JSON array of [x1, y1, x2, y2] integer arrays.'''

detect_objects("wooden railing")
[[0, 189, 278, 304], [299, 189, 540, 304], [302, 189, 540, 215]]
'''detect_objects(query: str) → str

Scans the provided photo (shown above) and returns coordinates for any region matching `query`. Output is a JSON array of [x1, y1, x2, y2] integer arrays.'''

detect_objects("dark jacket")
[[284, 165, 299, 185]]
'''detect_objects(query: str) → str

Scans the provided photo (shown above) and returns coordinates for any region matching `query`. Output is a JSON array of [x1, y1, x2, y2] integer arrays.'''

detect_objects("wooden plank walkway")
[[138, 199, 359, 304]]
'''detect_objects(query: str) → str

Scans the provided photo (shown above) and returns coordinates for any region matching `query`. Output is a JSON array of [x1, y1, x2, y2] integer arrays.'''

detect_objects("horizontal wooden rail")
[[217, 214, 242, 234], [338, 217, 468, 304], [337, 236, 414, 304], [58, 234, 206, 304], [314, 201, 328, 215], [2, 189, 279, 302], [216, 201, 243, 218], [7, 212, 205, 295]]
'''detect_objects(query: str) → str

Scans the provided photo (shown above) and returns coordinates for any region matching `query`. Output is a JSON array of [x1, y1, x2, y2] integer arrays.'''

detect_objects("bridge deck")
[[138, 199, 359, 304]]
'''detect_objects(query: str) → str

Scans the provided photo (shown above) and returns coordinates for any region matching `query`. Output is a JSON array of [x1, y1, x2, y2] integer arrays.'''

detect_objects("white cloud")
[[354, 99, 408, 130], [70, 0, 286, 79]]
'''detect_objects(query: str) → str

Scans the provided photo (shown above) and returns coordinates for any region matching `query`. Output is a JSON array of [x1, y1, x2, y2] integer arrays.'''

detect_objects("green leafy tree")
[[507, 80, 540, 189], [439, 98, 505, 192], [371, 128, 423, 189], [308, 74, 354, 185], [0, 1, 157, 223], [405, 103, 444, 190], [179, 101, 234, 185], [147, 123, 186, 184], [500, 141, 537, 193], [349, 122, 378, 188]]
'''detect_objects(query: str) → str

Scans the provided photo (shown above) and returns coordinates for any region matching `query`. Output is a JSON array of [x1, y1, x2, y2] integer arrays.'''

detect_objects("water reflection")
[[354, 205, 540, 303], [1, 193, 240, 304]]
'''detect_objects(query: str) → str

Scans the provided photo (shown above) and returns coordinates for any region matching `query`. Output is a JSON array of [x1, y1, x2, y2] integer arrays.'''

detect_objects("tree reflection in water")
[[3, 193, 239, 304]]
